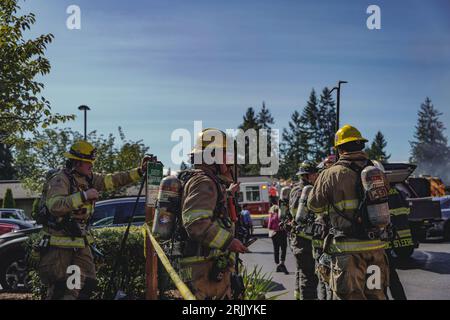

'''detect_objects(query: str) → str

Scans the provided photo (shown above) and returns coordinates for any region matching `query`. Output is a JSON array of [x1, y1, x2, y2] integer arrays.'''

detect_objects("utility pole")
[[78, 105, 90, 140]]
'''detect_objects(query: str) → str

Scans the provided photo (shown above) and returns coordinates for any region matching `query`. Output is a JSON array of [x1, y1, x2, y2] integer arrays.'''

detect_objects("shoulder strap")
[[178, 169, 224, 208], [62, 169, 78, 194]]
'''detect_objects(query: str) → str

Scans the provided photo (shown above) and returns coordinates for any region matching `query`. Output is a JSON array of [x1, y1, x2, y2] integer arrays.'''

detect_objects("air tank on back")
[[152, 175, 182, 240]]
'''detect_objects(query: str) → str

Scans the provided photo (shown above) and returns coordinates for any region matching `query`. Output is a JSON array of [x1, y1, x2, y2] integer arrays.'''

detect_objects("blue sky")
[[19, 0, 450, 169]]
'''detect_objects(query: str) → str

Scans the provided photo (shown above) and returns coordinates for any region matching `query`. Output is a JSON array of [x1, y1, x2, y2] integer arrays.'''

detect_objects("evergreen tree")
[[301, 89, 320, 161], [317, 87, 337, 160], [257, 102, 275, 174], [410, 97, 450, 180], [257, 101, 274, 129], [240, 107, 260, 130], [0, 143, 16, 180], [238, 107, 261, 176], [2, 188, 16, 208], [279, 111, 310, 179], [366, 131, 391, 161], [180, 161, 189, 171]]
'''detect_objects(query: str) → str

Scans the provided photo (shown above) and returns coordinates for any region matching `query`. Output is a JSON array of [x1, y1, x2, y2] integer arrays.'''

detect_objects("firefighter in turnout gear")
[[307, 125, 390, 300], [178, 128, 248, 300], [37, 141, 150, 300], [288, 161, 319, 300]]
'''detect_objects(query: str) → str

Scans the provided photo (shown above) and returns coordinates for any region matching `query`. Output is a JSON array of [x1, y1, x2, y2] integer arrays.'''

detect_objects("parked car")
[[0, 209, 35, 225], [0, 225, 41, 291], [0, 219, 36, 236], [92, 215, 146, 228], [90, 197, 146, 228]]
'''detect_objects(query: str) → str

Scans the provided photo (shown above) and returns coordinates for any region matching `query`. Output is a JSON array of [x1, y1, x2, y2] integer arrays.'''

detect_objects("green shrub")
[[2, 188, 16, 208], [31, 198, 40, 220], [242, 265, 286, 300]]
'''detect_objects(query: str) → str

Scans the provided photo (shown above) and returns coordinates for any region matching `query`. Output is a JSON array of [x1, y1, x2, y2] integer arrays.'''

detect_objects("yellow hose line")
[[144, 224, 196, 300]]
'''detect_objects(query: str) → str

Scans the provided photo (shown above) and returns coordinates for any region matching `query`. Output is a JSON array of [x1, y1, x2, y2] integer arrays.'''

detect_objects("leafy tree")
[[0, 143, 16, 179], [0, 0, 73, 144], [278, 111, 310, 179], [14, 127, 149, 198], [2, 188, 16, 208], [365, 131, 391, 161], [316, 87, 336, 160], [410, 97, 450, 181]]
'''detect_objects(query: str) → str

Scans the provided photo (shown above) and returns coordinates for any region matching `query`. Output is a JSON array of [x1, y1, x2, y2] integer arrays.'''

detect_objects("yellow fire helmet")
[[63, 140, 97, 163], [334, 124, 368, 148], [191, 128, 230, 154]]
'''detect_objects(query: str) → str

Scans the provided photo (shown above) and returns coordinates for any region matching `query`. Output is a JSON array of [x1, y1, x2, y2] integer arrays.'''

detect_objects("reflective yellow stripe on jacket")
[[396, 229, 412, 238], [296, 230, 313, 241], [210, 227, 232, 249], [43, 233, 94, 249], [104, 174, 114, 191], [332, 199, 359, 212], [328, 239, 387, 254], [312, 239, 324, 249], [129, 168, 141, 182], [183, 209, 213, 226], [46, 192, 84, 212], [309, 199, 359, 215]]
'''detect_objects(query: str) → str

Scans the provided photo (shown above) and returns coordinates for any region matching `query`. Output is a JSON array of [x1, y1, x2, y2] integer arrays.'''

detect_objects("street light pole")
[[330, 80, 348, 132], [78, 105, 91, 140], [329, 81, 348, 159]]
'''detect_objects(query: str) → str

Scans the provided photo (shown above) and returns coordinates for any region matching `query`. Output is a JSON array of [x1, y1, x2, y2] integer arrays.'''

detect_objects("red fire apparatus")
[[238, 177, 276, 227]]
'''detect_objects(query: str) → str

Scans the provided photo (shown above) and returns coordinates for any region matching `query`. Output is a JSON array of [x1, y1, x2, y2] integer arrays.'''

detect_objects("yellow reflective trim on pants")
[[209, 227, 231, 249], [328, 239, 387, 254], [183, 209, 213, 226], [144, 224, 196, 300], [48, 235, 86, 248], [130, 168, 141, 182], [104, 174, 114, 191]]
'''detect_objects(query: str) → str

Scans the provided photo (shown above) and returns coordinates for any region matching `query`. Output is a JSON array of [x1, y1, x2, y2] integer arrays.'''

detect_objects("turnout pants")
[[38, 246, 96, 300], [292, 236, 318, 300], [313, 248, 332, 300], [330, 249, 389, 300], [385, 249, 407, 300], [185, 261, 232, 300]]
